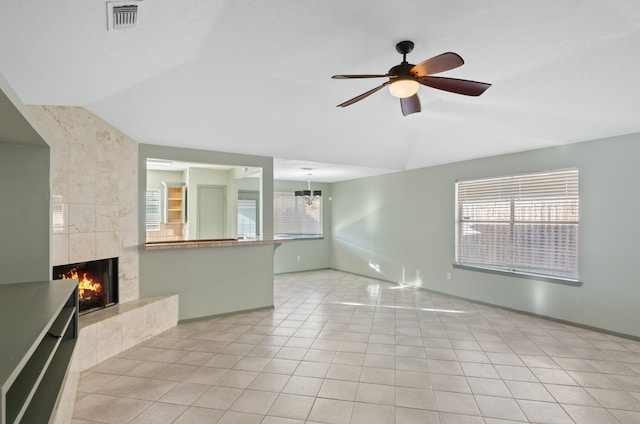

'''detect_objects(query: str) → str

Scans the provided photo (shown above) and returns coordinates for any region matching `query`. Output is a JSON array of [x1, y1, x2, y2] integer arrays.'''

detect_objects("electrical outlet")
[[446, 272, 452, 280], [297, 256, 301, 261]]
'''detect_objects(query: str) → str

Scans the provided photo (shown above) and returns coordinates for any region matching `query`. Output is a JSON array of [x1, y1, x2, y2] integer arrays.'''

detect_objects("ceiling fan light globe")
[[389, 79, 419, 98]]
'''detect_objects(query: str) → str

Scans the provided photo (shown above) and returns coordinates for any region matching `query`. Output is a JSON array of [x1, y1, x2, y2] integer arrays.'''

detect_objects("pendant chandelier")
[[295, 174, 321, 206]]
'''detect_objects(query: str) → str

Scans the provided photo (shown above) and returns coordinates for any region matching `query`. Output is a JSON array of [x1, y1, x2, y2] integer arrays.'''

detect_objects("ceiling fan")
[[332, 40, 491, 116]]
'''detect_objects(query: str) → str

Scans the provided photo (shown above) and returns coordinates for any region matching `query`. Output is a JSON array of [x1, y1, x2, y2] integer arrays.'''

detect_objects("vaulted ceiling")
[[1, 1, 639, 181]]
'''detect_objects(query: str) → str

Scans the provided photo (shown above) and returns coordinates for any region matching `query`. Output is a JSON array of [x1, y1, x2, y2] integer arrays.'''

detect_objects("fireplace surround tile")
[[96, 315, 124, 363], [68, 203, 95, 234], [69, 233, 96, 263], [119, 235, 140, 303], [145, 299, 174, 339], [52, 173, 69, 205], [96, 205, 119, 232], [72, 295, 179, 372], [68, 131, 97, 176], [96, 231, 120, 260], [73, 324, 98, 371], [52, 234, 69, 265], [52, 201, 68, 234], [119, 179, 138, 231], [122, 307, 146, 351], [96, 179, 119, 207], [50, 136, 69, 171], [68, 173, 97, 205], [96, 136, 119, 178]]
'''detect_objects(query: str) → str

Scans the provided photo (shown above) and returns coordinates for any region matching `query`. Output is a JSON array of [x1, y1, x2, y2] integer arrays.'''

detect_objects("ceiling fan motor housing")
[[388, 62, 420, 98], [388, 41, 420, 98], [389, 63, 417, 79]]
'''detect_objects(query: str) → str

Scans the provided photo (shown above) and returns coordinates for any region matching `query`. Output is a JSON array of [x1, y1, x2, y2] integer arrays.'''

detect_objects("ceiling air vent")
[[107, 1, 143, 31]]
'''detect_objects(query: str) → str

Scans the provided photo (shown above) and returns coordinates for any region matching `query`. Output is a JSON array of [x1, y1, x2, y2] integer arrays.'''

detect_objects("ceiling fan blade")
[[332, 74, 394, 79], [418, 76, 491, 96], [411, 52, 464, 77], [337, 81, 391, 107], [400, 94, 421, 116]]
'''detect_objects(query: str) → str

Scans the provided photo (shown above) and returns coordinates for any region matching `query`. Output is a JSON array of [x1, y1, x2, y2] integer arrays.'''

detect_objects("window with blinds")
[[237, 199, 257, 239], [146, 189, 161, 232], [455, 168, 579, 280], [273, 192, 323, 239]]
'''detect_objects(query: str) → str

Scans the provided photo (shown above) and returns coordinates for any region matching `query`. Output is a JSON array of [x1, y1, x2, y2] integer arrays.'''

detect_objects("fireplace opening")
[[53, 257, 118, 315]]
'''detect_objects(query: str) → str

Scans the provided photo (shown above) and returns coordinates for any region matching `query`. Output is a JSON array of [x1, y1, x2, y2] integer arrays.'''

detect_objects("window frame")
[[455, 168, 580, 284]]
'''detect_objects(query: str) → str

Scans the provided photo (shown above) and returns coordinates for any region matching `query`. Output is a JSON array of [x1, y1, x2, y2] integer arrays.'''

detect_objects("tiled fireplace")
[[27, 105, 181, 357], [29, 105, 140, 303]]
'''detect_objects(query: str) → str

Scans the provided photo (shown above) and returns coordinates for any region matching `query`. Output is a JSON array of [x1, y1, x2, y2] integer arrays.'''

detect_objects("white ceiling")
[[1, 1, 639, 182]]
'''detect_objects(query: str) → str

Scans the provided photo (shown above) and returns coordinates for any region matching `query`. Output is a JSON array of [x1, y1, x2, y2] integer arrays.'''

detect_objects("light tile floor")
[[72, 270, 640, 423]]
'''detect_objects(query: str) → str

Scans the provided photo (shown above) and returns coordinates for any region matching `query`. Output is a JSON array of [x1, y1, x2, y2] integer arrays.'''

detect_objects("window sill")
[[274, 235, 324, 241], [452, 263, 582, 287]]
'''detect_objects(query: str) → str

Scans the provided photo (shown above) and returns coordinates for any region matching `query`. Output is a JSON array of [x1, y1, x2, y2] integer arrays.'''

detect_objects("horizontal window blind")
[[456, 169, 579, 280], [274, 192, 322, 238], [237, 199, 257, 238], [145, 189, 161, 232]]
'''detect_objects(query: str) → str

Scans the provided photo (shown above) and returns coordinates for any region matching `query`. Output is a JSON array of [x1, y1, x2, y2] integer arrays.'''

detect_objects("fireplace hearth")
[[53, 257, 118, 315]]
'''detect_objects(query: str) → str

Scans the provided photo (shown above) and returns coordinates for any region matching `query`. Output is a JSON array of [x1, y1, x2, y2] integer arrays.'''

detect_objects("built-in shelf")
[[162, 182, 186, 224], [0, 280, 78, 424]]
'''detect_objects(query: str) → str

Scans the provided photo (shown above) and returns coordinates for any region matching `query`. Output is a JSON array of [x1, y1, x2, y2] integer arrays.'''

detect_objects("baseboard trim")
[[178, 305, 275, 324]]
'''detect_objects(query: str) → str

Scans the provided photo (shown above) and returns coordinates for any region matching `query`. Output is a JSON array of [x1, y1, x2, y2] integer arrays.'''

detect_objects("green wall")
[[141, 244, 275, 320], [273, 180, 332, 274], [330, 134, 640, 338], [0, 143, 50, 283], [147, 170, 185, 188], [0, 77, 50, 284]]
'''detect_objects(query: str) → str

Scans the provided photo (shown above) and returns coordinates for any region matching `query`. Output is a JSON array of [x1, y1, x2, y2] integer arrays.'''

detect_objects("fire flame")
[[60, 270, 103, 298]]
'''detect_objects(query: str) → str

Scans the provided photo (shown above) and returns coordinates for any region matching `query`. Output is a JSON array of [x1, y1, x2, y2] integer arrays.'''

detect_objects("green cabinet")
[[0, 280, 78, 424]]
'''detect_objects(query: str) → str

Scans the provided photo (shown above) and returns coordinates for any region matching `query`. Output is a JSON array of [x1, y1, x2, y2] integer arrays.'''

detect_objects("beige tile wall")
[[146, 222, 186, 242], [72, 295, 179, 371], [29, 106, 140, 303]]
